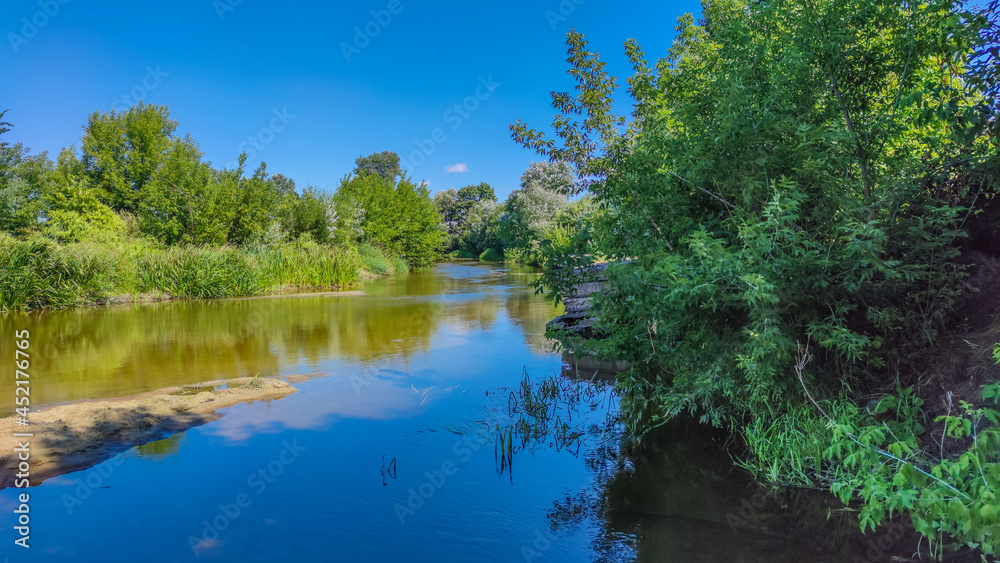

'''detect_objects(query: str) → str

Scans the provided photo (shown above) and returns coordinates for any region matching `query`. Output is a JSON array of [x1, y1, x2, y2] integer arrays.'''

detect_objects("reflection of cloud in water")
[[201, 373, 426, 442]]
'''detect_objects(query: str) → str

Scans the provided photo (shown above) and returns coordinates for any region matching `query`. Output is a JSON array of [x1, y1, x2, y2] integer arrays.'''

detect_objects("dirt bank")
[[0, 376, 296, 489]]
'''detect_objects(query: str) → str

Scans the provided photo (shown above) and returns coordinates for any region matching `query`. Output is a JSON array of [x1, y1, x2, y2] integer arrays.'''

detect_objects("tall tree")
[[81, 103, 177, 213], [353, 151, 403, 183]]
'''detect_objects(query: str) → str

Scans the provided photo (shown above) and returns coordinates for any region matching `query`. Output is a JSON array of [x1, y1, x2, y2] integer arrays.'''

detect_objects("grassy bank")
[[0, 233, 405, 312]]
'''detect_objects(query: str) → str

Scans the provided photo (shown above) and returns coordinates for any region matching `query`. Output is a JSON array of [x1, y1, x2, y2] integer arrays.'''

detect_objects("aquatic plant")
[[491, 369, 620, 477]]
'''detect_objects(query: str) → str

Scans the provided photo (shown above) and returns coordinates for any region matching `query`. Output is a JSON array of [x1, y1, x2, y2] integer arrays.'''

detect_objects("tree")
[[334, 172, 443, 267], [435, 182, 499, 251], [434, 188, 462, 250], [137, 136, 220, 244], [0, 109, 12, 150], [353, 150, 403, 183], [225, 157, 282, 247], [282, 186, 336, 244], [461, 199, 502, 255], [512, 4, 998, 552], [81, 103, 177, 213], [0, 146, 48, 236], [456, 182, 496, 206], [499, 163, 570, 254], [518, 161, 575, 194]]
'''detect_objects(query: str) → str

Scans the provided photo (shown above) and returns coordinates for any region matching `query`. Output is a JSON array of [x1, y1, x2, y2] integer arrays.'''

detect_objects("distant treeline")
[[434, 160, 595, 266], [0, 105, 448, 311]]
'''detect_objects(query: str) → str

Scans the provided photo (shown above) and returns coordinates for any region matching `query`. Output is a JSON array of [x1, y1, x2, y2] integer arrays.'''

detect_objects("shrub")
[[479, 248, 503, 262]]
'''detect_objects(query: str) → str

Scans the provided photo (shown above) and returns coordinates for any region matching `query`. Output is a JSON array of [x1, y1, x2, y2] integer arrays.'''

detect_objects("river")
[[0, 262, 876, 562]]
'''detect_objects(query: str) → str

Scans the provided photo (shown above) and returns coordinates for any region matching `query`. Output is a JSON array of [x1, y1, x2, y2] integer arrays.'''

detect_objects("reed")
[[0, 234, 394, 313]]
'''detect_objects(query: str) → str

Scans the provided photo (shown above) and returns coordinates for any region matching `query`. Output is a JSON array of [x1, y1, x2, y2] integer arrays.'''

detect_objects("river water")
[[0, 262, 875, 562]]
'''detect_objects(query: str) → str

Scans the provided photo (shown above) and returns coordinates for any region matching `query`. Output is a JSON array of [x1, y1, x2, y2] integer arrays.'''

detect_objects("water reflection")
[[0, 263, 561, 414], [544, 418, 876, 562]]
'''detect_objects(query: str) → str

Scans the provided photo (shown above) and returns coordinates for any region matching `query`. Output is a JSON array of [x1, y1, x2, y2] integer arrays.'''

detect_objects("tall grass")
[[479, 248, 503, 262], [0, 234, 109, 311], [356, 243, 408, 277], [0, 234, 395, 313]]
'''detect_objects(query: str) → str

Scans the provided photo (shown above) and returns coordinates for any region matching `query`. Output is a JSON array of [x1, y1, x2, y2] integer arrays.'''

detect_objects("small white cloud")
[[445, 163, 468, 173]]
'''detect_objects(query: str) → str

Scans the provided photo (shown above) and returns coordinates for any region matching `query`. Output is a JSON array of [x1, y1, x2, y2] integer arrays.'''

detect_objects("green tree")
[[224, 157, 282, 247], [498, 163, 571, 262], [0, 146, 49, 236], [334, 172, 443, 267], [81, 103, 177, 213], [138, 136, 218, 244], [353, 150, 403, 182], [513, 2, 997, 552]]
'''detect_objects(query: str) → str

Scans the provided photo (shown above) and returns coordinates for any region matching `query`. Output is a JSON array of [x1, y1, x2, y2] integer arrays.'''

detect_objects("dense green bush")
[[332, 164, 443, 269], [513, 0, 998, 555], [478, 248, 503, 262]]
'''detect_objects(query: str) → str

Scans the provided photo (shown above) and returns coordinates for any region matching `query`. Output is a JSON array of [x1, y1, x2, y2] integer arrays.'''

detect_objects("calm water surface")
[[1, 263, 870, 562]]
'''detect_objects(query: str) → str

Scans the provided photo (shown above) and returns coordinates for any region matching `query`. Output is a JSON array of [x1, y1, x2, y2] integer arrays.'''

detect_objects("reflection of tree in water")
[[0, 264, 562, 413], [0, 295, 446, 411], [134, 432, 186, 460], [505, 292, 562, 355], [543, 417, 884, 563], [451, 295, 501, 332]]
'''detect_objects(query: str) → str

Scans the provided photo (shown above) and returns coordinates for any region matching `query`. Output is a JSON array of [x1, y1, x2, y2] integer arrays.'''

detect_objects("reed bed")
[[0, 234, 398, 313]]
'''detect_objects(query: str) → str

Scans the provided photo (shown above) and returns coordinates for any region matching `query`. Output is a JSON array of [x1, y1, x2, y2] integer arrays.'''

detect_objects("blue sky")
[[3, 0, 701, 199]]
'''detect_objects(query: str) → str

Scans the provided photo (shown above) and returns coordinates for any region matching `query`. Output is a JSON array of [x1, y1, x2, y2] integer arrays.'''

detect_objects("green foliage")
[[0, 145, 48, 236], [137, 136, 223, 245], [513, 0, 998, 556], [333, 168, 443, 268], [353, 150, 403, 182], [517, 0, 995, 421], [355, 242, 407, 276], [278, 186, 336, 245], [0, 235, 364, 312], [498, 163, 571, 257], [0, 109, 11, 149], [44, 175, 126, 243], [0, 234, 109, 311], [993, 343, 1000, 365], [435, 183, 498, 252], [82, 103, 177, 213], [479, 248, 503, 262]]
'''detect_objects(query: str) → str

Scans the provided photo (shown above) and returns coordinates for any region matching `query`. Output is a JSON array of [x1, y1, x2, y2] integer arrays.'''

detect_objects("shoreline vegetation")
[[509, 1, 1000, 560], [0, 105, 439, 313], [0, 233, 400, 313], [3, 0, 999, 559]]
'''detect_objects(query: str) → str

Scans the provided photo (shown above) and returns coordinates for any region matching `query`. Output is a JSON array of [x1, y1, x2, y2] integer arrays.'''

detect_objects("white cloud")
[[445, 163, 468, 173]]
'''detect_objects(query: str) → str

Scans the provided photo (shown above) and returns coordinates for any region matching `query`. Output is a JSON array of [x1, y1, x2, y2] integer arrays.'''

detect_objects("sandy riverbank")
[[0, 376, 296, 489]]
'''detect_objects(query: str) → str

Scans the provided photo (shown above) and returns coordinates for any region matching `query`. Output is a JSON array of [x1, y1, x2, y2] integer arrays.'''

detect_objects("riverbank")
[[0, 234, 407, 313], [0, 376, 298, 488]]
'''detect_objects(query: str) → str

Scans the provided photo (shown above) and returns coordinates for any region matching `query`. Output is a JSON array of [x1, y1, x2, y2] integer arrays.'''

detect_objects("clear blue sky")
[[3, 0, 701, 199]]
